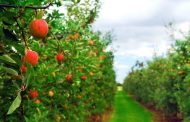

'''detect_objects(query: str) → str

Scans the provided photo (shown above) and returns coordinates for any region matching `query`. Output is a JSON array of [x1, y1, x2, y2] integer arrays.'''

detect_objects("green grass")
[[109, 91, 152, 122]]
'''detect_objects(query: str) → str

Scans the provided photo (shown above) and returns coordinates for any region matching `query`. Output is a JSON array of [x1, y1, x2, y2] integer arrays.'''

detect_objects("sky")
[[93, 0, 190, 83]]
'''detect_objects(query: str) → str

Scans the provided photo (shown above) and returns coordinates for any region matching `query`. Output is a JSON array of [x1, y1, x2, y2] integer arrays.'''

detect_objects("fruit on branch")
[[66, 33, 79, 41], [66, 35, 72, 41], [20, 65, 27, 74], [48, 90, 54, 97], [25, 50, 39, 66], [29, 90, 38, 99], [89, 72, 94, 76], [56, 53, 64, 63], [74, 33, 79, 39], [56, 115, 61, 122], [66, 74, 72, 83], [81, 75, 87, 80], [78, 68, 83, 73], [89, 40, 94, 46], [95, 50, 99, 55], [30, 19, 48, 38], [35, 99, 41, 104]]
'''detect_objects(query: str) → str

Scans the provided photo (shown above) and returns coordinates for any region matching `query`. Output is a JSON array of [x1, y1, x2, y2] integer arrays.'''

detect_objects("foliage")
[[123, 36, 190, 121], [0, 0, 116, 121]]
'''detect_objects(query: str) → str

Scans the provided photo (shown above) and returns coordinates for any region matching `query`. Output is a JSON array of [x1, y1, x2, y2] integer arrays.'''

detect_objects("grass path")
[[109, 91, 152, 122]]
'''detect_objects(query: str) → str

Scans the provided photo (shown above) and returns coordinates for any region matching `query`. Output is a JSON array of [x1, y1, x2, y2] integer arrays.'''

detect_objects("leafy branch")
[[14, 18, 29, 49], [0, 3, 52, 9]]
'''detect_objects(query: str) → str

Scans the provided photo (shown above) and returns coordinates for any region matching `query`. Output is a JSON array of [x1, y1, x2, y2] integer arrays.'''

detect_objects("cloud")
[[93, 0, 190, 83], [172, 22, 190, 39], [114, 62, 129, 69], [97, 0, 163, 24]]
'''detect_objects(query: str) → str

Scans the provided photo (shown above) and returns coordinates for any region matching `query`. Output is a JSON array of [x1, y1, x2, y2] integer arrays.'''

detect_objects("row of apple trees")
[[0, 0, 116, 121], [123, 34, 190, 121]]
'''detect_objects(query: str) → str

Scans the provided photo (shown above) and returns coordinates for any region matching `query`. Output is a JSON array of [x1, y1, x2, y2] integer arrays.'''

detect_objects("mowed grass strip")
[[109, 91, 152, 122]]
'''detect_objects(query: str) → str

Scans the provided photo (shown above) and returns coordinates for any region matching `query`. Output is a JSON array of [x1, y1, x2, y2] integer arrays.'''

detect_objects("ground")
[[109, 91, 152, 122]]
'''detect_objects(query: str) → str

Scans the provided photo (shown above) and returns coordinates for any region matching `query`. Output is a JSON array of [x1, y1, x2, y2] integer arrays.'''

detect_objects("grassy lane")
[[109, 91, 152, 122]]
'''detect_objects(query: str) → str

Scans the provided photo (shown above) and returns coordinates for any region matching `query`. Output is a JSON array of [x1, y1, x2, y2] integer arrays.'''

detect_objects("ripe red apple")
[[25, 50, 38, 66], [30, 19, 48, 38], [20, 65, 27, 74], [81, 75, 87, 80], [29, 90, 38, 99], [56, 53, 64, 62], [66, 74, 72, 83], [35, 99, 40, 104]]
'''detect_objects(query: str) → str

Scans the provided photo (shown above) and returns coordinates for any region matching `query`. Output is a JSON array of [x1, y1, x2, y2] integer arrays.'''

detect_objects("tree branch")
[[14, 18, 29, 49], [0, 3, 52, 9]]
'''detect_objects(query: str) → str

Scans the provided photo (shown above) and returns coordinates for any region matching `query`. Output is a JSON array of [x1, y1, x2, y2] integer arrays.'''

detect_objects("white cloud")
[[114, 62, 129, 69], [98, 0, 163, 23], [173, 22, 190, 39], [173, 1, 190, 20], [115, 47, 154, 58], [93, 0, 190, 83]]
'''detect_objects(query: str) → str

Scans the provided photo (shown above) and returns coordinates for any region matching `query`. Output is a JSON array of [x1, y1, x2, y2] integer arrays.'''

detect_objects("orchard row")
[[0, 1, 116, 122], [123, 36, 190, 121]]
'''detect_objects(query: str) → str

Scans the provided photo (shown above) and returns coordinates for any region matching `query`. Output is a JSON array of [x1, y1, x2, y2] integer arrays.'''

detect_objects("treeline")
[[123, 36, 190, 121]]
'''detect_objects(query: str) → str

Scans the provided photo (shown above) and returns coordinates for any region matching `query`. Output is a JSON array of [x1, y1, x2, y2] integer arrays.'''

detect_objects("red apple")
[[29, 90, 38, 99], [30, 19, 48, 38], [25, 50, 38, 66], [20, 65, 27, 74], [56, 53, 64, 62]]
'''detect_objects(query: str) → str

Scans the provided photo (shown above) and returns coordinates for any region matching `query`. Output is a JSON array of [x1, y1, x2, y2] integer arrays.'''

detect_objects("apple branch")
[[0, 3, 52, 9], [14, 18, 29, 49]]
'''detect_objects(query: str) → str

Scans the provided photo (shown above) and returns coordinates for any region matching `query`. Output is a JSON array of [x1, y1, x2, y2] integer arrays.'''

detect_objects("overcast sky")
[[93, 0, 190, 83]]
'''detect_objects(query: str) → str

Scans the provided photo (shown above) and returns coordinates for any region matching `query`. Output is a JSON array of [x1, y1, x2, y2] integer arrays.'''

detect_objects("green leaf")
[[25, 72, 31, 88], [24, 116, 29, 122], [7, 93, 22, 115], [0, 55, 16, 64], [1, 66, 18, 76]]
